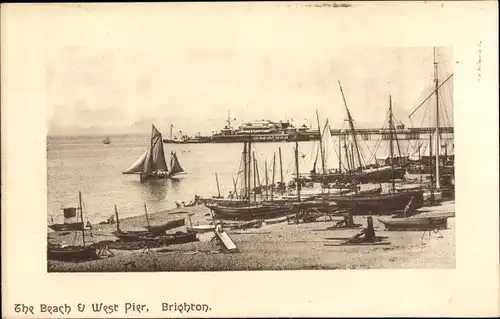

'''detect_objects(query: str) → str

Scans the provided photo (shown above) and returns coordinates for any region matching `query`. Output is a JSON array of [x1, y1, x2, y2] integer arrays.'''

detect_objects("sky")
[[45, 3, 454, 136]]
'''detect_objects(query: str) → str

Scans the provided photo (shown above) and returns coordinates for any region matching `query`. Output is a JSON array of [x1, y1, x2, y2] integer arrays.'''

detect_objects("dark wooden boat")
[[47, 244, 98, 262], [206, 203, 293, 221], [143, 231, 198, 246], [112, 205, 154, 241], [48, 221, 84, 232], [123, 124, 186, 182], [332, 189, 424, 215], [144, 218, 185, 234], [47, 191, 98, 262], [142, 203, 186, 234], [112, 229, 151, 242], [310, 166, 406, 184]]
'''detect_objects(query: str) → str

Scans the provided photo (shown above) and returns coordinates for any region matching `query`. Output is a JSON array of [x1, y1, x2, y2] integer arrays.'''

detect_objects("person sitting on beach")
[[228, 191, 234, 199], [175, 202, 181, 208], [352, 216, 376, 241]]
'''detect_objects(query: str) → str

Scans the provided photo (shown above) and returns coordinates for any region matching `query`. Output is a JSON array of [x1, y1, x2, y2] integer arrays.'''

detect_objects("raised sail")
[[123, 149, 148, 174], [142, 125, 169, 174], [321, 122, 338, 172], [169, 151, 185, 175]]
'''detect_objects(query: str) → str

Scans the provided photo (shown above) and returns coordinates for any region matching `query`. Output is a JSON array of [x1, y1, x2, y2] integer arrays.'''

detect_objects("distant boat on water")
[[122, 124, 186, 182], [103, 136, 111, 144]]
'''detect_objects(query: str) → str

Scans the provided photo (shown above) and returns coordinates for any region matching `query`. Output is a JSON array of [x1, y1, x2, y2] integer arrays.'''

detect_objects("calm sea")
[[47, 134, 452, 224]]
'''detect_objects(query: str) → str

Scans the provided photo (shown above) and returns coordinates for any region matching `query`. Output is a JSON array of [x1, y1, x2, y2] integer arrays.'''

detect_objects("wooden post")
[[279, 147, 284, 194], [253, 153, 257, 202], [79, 191, 85, 247], [114, 204, 120, 232], [215, 172, 221, 198], [295, 141, 301, 202], [265, 159, 269, 201], [243, 142, 247, 200], [271, 152, 276, 201], [144, 203, 150, 227], [388, 95, 396, 194]]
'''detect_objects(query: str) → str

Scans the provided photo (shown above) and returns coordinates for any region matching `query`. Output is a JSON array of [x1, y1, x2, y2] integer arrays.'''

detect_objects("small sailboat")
[[112, 205, 153, 242], [103, 136, 111, 144], [143, 203, 186, 234], [206, 137, 294, 221], [47, 191, 98, 261], [122, 124, 186, 182], [48, 196, 86, 232]]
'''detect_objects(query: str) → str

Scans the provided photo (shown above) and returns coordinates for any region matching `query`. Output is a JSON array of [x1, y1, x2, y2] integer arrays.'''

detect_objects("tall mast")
[[170, 124, 173, 140], [78, 191, 85, 247], [248, 135, 252, 202], [271, 152, 276, 201], [388, 95, 396, 194], [114, 204, 120, 232], [338, 134, 342, 172], [429, 132, 434, 192], [232, 175, 239, 199], [316, 110, 326, 174], [350, 143, 355, 173], [344, 141, 351, 172], [243, 142, 247, 201], [253, 153, 257, 202], [338, 81, 363, 170], [265, 159, 269, 201], [433, 47, 441, 190], [279, 147, 284, 194], [295, 141, 301, 202], [144, 203, 150, 227]]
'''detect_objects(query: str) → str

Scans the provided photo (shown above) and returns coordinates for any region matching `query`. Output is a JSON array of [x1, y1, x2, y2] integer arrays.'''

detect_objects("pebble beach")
[[47, 201, 455, 272]]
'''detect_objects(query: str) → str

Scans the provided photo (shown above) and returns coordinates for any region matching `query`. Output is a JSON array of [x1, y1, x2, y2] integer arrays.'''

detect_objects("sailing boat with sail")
[[331, 95, 424, 215], [103, 136, 111, 144], [122, 124, 186, 182], [308, 82, 406, 185], [205, 137, 294, 221], [47, 191, 98, 261], [406, 48, 454, 200]]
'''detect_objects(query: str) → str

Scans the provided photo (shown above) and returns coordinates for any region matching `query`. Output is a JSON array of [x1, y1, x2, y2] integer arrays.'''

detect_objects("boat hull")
[[332, 189, 424, 215], [47, 245, 98, 262], [48, 222, 84, 231], [378, 216, 448, 231], [206, 203, 292, 221], [144, 218, 185, 234], [310, 167, 406, 183], [113, 230, 151, 242]]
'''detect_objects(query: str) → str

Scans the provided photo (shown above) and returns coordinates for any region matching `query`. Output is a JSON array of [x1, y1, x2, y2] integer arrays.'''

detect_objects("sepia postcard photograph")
[[2, 2, 498, 318]]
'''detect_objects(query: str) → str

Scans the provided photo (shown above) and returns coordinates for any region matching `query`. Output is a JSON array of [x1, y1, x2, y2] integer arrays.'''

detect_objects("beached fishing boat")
[[47, 191, 98, 261], [378, 214, 448, 231], [207, 203, 292, 221], [331, 95, 424, 215], [142, 204, 186, 234], [122, 124, 185, 182], [48, 196, 86, 231], [307, 84, 407, 185], [112, 205, 153, 241], [48, 221, 84, 232]]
